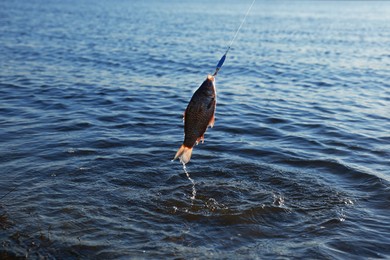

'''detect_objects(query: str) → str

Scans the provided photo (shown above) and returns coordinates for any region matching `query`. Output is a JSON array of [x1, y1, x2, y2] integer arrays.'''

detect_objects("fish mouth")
[[207, 74, 215, 82]]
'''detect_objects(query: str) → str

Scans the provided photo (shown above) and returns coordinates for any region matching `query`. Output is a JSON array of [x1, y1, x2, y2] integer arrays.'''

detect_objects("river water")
[[1, 0, 389, 258]]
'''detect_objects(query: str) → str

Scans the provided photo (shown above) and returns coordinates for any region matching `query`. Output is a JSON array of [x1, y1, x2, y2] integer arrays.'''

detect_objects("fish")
[[173, 74, 217, 164]]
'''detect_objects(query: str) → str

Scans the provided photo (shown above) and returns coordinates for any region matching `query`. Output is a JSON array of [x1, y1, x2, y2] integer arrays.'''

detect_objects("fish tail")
[[173, 145, 193, 164]]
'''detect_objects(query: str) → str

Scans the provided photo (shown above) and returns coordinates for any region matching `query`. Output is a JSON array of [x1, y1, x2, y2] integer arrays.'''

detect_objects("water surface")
[[1, 0, 389, 258]]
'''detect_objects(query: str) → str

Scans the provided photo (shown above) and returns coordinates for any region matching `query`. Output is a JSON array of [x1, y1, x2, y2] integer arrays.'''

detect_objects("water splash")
[[182, 162, 196, 202]]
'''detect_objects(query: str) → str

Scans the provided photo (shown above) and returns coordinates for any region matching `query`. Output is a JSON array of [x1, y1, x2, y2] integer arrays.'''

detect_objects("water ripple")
[[1, 0, 389, 258]]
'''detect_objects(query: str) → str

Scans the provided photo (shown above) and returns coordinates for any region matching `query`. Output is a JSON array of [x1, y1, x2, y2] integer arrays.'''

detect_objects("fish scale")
[[174, 75, 216, 164]]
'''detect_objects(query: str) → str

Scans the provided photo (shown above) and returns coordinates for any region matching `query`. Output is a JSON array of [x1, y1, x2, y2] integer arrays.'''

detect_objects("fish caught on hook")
[[173, 0, 255, 164], [173, 75, 216, 164]]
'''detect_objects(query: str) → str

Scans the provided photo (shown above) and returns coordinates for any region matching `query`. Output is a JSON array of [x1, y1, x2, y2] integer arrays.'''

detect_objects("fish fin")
[[173, 145, 193, 164], [196, 135, 205, 145], [174, 145, 185, 161], [209, 114, 215, 128]]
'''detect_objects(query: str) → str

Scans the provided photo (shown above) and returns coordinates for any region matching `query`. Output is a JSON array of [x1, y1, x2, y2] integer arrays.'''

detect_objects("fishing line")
[[0, 177, 25, 205], [0, 186, 18, 202], [213, 0, 256, 76], [178, 0, 255, 201]]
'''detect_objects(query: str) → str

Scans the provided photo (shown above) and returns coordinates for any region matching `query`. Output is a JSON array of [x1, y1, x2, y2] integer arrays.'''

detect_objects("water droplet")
[[183, 162, 196, 202], [344, 199, 353, 205], [273, 195, 284, 206]]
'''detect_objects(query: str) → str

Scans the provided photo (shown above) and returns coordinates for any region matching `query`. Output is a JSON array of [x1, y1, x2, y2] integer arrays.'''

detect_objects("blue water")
[[1, 0, 389, 258]]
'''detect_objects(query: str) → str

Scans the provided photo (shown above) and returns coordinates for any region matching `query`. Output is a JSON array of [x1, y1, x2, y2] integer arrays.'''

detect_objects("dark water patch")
[[263, 116, 290, 125], [326, 239, 389, 259], [53, 119, 93, 132], [0, 210, 13, 231]]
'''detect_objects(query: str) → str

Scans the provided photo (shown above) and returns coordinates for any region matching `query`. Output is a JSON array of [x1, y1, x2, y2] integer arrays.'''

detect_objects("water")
[[1, 0, 389, 258]]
